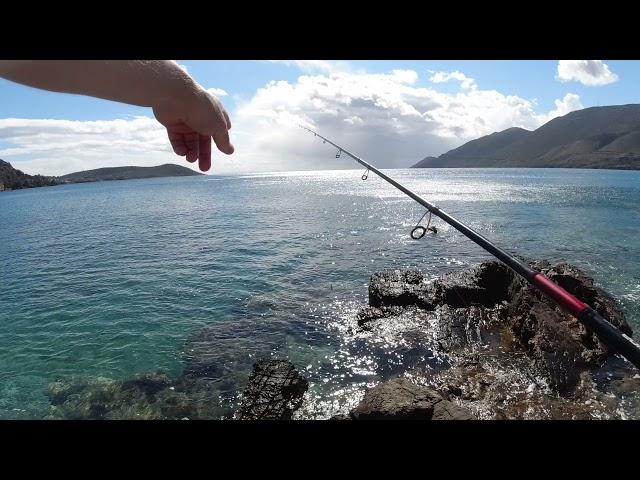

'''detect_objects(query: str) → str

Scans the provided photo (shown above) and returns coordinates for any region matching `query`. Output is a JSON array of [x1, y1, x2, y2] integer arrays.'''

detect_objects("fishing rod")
[[299, 124, 640, 370]]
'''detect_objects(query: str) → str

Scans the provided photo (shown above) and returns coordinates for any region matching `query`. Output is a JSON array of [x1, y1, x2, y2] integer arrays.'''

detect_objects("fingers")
[[184, 131, 199, 163], [223, 109, 232, 130], [166, 124, 213, 172], [167, 130, 188, 156], [198, 134, 212, 172]]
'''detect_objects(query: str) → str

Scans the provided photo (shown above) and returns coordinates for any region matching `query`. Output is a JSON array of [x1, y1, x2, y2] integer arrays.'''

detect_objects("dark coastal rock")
[[368, 270, 435, 310], [434, 261, 516, 308], [425, 353, 630, 420], [348, 377, 473, 420], [523, 261, 631, 336], [357, 259, 637, 408], [433, 303, 509, 353], [235, 360, 308, 420], [368, 262, 515, 312], [507, 261, 632, 393]]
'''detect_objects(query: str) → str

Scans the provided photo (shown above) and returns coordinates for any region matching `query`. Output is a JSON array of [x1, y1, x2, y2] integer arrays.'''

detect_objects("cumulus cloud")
[[0, 68, 585, 176], [0, 117, 186, 176], [266, 60, 352, 74], [429, 70, 477, 90], [556, 60, 618, 86], [542, 93, 584, 123], [215, 70, 583, 173], [207, 87, 228, 97]]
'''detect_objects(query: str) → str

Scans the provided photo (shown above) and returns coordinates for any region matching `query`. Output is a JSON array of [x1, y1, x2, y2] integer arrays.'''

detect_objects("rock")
[[434, 261, 515, 308], [542, 262, 631, 335], [350, 259, 640, 420], [507, 261, 634, 394], [368, 270, 435, 310], [349, 377, 474, 420], [432, 399, 475, 420], [365, 260, 635, 397], [366, 261, 514, 311], [235, 360, 309, 420]]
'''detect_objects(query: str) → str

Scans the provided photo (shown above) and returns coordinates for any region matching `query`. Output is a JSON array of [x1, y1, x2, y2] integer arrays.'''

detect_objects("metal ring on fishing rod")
[[361, 169, 369, 181], [411, 226, 426, 239], [336, 149, 342, 159], [410, 210, 433, 240]]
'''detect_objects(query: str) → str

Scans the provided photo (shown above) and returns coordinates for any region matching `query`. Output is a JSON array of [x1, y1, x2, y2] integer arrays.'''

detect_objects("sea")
[[1, 168, 639, 419]]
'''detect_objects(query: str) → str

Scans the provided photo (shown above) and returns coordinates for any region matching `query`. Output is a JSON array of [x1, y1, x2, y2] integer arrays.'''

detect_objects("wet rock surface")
[[346, 377, 473, 420], [349, 259, 639, 419], [235, 360, 308, 420]]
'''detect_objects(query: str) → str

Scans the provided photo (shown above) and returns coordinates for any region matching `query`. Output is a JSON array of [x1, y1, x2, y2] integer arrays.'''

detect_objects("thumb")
[[213, 128, 235, 155]]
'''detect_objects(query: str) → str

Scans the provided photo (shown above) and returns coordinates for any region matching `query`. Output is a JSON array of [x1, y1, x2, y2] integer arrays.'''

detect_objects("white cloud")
[[0, 117, 194, 176], [207, 87, 228, 97], [266, 60, 352, 75], [222, 70, 584, 172], [0, 68, 585, 176], [556, 60, 618, 86], [429, 70, 477, 90], [542, 93, 584, 123]]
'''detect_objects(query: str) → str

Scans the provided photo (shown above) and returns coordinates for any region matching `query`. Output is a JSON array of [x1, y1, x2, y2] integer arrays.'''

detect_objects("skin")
[[0, 60, 233, 172]]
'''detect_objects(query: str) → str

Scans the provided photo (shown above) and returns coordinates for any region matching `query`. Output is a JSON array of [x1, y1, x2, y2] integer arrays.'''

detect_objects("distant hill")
[[0, 159, 59, 191], [60, 164, 203, 182], [0, 162, 202, 192], [413, 104, 640, 170]]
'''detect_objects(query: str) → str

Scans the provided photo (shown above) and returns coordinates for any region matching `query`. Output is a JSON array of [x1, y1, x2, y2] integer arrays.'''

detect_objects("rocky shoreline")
[[45, 260, 640, 420]]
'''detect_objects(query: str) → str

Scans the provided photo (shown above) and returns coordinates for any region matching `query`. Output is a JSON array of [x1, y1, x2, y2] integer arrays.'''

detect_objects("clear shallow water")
[[1, 168, 639, 419]]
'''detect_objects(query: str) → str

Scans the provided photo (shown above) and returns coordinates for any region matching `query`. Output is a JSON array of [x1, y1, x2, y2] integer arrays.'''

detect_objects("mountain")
[[60, 164, 203, 182], [0, 162, 202, 191], [413, 104, 640, 170]]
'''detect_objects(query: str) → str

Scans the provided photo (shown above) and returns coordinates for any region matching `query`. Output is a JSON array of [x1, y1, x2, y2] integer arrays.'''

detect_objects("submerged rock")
[[46, 372, 227, 420], [235, 359, 308, 420]]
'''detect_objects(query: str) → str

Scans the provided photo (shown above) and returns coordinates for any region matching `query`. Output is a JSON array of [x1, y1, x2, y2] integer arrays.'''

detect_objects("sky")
[[1, 60, 638, 176]]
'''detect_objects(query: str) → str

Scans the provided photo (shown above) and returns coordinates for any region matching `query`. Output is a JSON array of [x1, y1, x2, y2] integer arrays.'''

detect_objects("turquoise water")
[[1, 168, 639, 419]]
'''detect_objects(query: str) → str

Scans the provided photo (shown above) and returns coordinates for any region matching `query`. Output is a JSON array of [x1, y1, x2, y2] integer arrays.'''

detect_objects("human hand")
[[153, 88, 234, 172]]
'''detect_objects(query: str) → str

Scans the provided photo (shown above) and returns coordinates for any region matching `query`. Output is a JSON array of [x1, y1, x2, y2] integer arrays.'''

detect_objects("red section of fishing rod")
[[531, 273, 640, 367], [531, 273, 586, 316]]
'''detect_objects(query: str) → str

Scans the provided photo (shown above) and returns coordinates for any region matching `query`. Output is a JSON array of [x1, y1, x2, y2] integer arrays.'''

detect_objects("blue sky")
[[0, 60, 637, 175]]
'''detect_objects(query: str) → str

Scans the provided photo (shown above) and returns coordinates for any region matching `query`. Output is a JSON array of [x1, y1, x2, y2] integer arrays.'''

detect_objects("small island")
[[0, 161, 203, 192]]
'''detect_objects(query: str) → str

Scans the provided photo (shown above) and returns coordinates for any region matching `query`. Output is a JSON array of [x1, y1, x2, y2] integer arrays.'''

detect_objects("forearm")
[[0, 60, 200, 108]]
